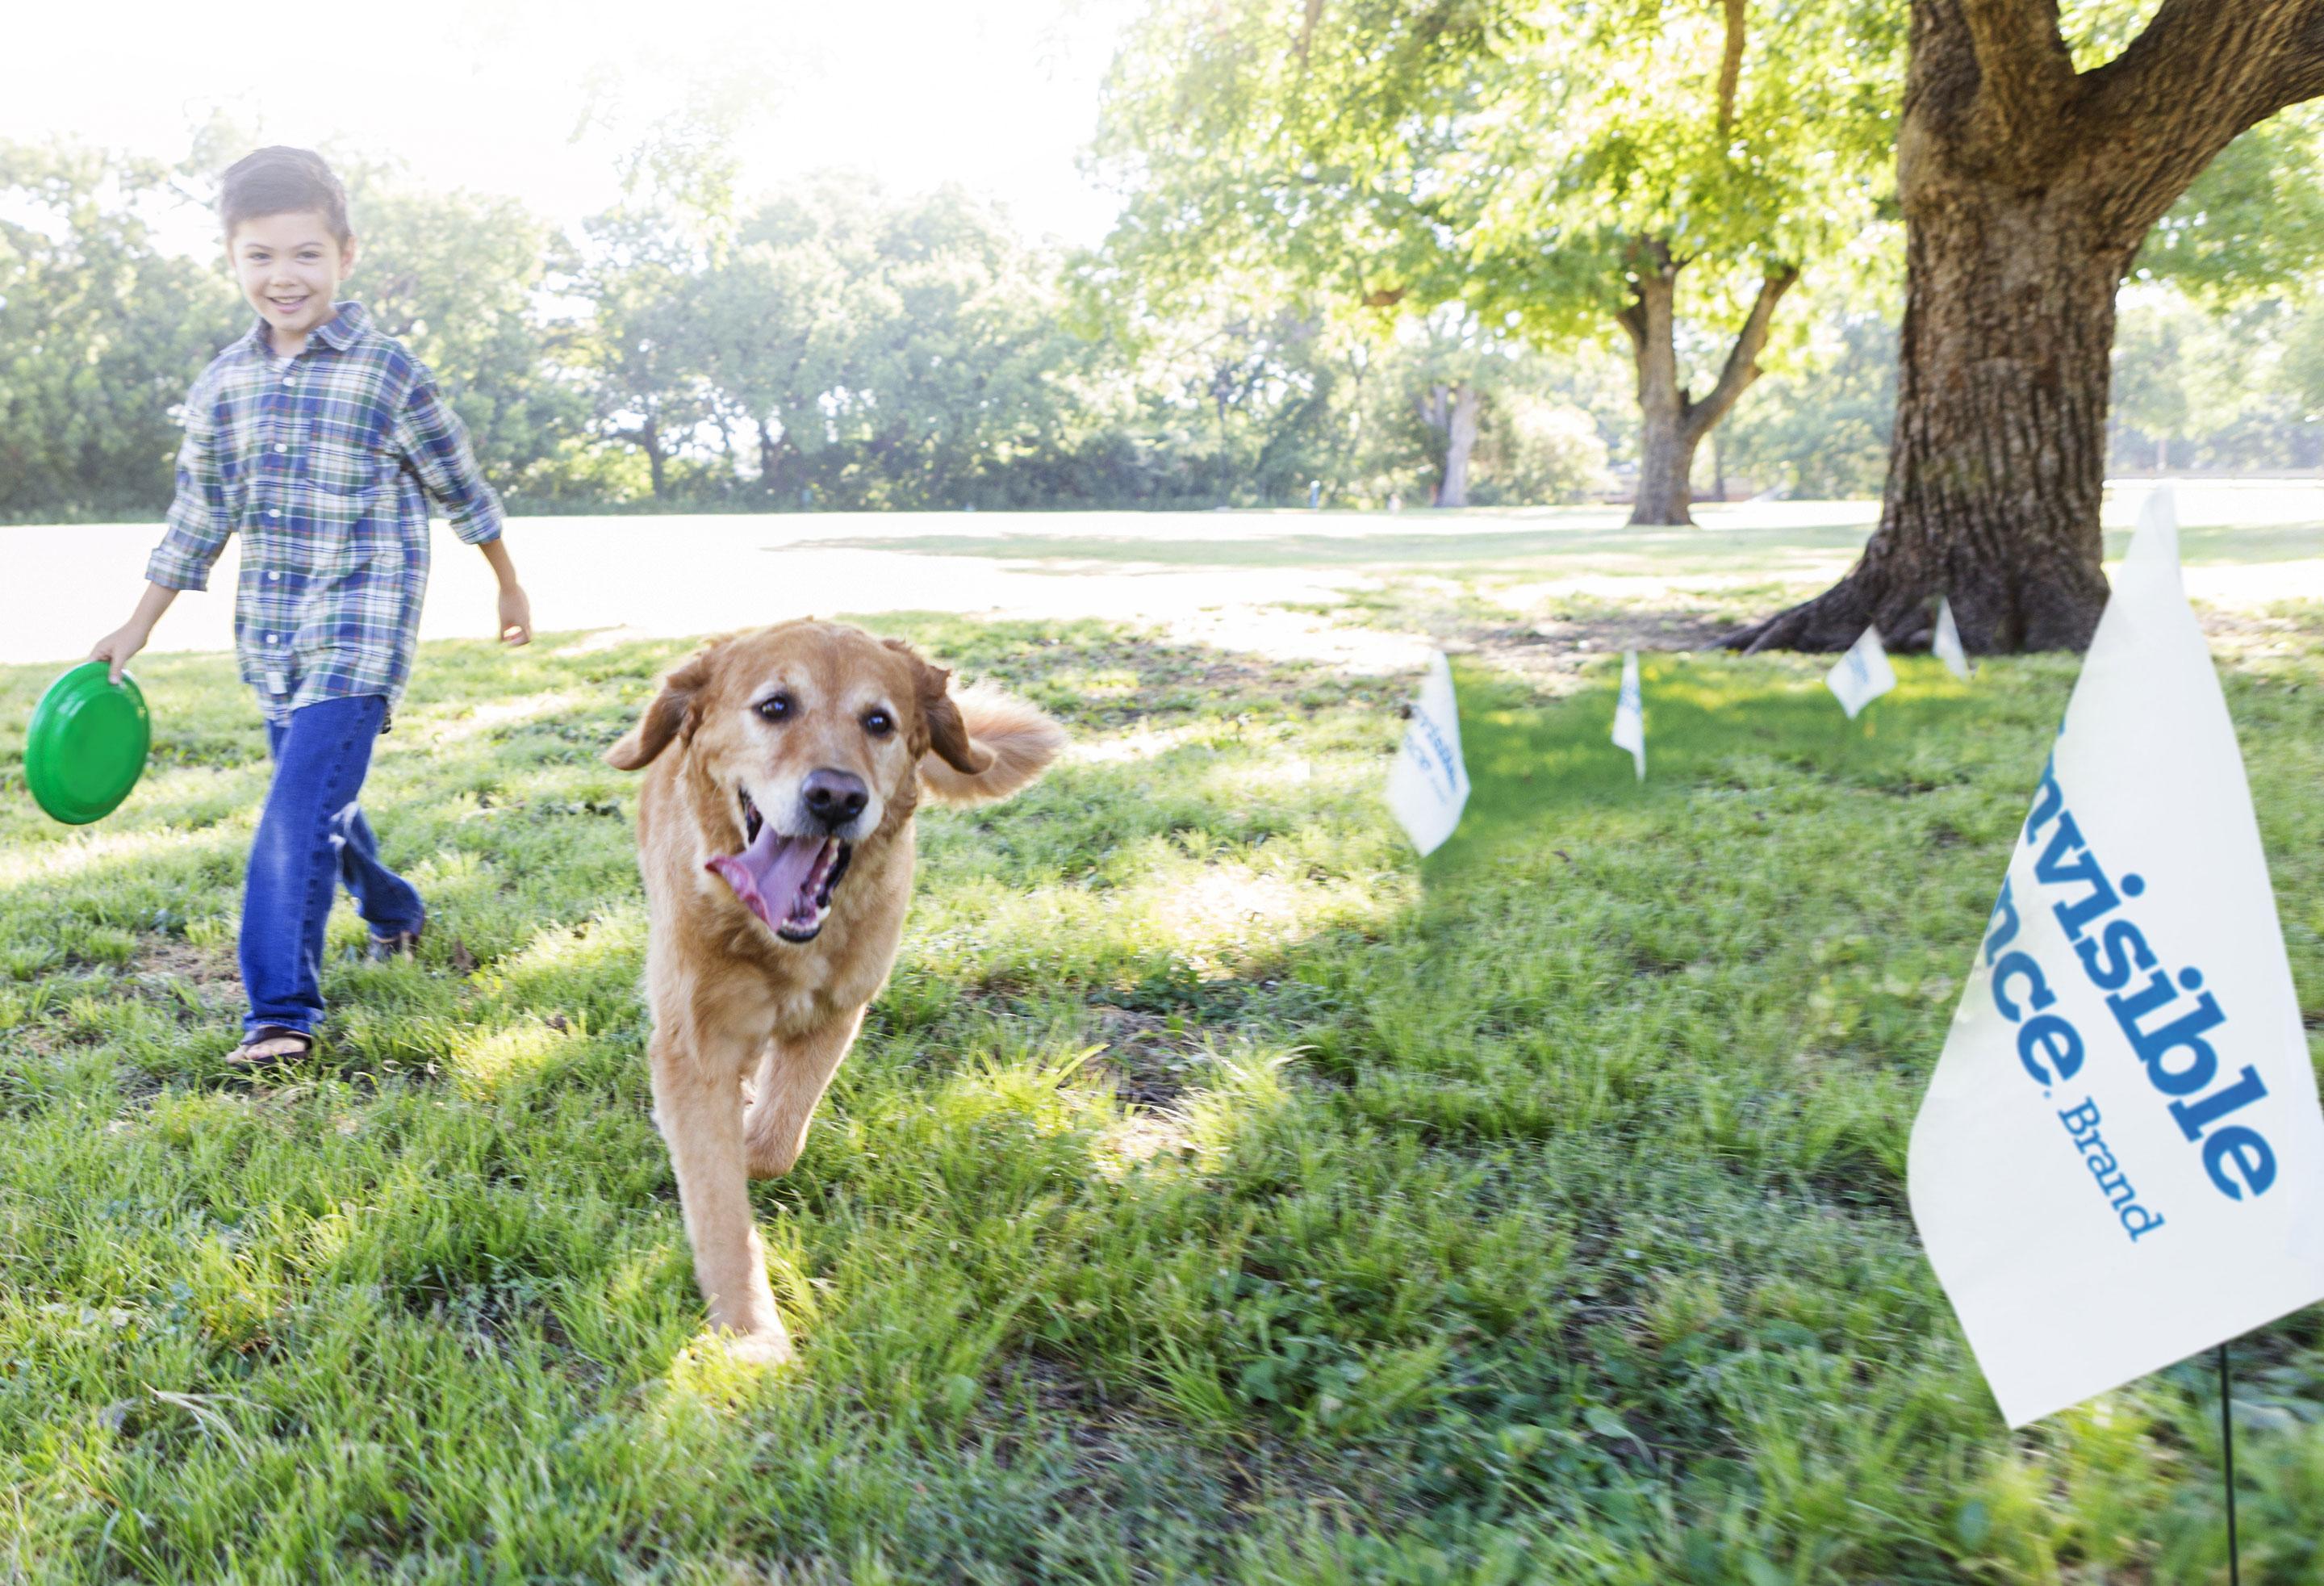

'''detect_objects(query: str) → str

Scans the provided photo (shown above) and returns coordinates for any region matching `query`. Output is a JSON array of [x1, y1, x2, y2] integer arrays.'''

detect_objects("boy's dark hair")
[[219, 146, 351, 242]]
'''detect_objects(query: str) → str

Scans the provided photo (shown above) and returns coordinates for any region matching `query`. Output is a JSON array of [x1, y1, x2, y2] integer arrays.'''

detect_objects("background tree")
[[1718, 310, 1900, 498], [571, 206, 719, 502], [697, 179, 874, 504], [1734, 2, 2324, 653], [346, 173, 588, 506], [0, 141, 239, 521], [1089, 0, 1901, 524], [830, 189, 1085, 510]]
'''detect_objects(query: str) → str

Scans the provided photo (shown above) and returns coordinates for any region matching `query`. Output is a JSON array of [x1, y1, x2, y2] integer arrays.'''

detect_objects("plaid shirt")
[[147, 300, 503, 722]]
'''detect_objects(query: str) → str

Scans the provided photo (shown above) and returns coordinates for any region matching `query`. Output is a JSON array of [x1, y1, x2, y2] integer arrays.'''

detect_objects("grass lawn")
[[3, 594, 2322, 1582]]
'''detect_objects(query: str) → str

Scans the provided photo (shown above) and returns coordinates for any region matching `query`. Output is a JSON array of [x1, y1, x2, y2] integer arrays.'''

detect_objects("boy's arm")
[[90, 584, 179, 684], [391, 363, 529, 645], [94, 383, 231, 681], [146, 381, 236, 593], [390, 362, 505, 547], [478, 537, 531, 647]]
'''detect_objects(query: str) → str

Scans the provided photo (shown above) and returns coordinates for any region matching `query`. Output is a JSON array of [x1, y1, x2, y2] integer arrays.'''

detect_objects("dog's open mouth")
[[704, 789, 854, 941]]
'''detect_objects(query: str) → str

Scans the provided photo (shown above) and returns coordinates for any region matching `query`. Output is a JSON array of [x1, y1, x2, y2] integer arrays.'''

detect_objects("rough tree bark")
[[756, 418, 799, 500], [1417, 383, 1482, 507], [640, 413, 667, 500], [1619, 247, 1798, 526], [1733, 0, 2324, 653]]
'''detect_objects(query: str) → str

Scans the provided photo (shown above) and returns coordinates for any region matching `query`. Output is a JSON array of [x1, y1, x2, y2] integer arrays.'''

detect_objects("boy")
[[89, 145, 533, 1065]]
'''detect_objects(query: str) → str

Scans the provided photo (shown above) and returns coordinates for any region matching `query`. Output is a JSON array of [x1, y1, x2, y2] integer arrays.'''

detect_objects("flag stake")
[[2220, 1341, 2239, 1586]]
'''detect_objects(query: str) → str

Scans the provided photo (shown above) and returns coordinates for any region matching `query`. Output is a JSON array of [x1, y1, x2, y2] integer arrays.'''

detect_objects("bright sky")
[[4, 0, 1135, 254]]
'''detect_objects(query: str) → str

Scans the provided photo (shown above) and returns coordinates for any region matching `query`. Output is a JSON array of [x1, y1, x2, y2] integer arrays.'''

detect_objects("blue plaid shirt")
[[147, 300, 504, 722]]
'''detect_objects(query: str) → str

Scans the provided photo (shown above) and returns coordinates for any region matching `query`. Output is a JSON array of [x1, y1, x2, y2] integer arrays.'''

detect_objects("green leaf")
[[1582, 1404, 1635, 1442]]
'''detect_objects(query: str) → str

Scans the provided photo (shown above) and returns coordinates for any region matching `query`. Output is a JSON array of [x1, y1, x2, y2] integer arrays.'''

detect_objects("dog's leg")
[[650, 1032, 792, 1364], [743, 1005, 867, 1179]]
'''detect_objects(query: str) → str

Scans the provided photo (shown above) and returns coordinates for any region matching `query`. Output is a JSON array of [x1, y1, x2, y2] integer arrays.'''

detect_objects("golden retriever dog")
[[605, 619, 1064, 1363]]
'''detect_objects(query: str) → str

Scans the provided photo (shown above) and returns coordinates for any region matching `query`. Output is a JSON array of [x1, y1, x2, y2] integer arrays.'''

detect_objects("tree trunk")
[[1737, 191, 2122, 651], [1441, 385, 1480, 508], [758, 418, 794, 500], [1732, 0, 2324, 653], [1628, 265, 1696, 525], [1632, 389, 1699, 525], [1620, 248, 1796, 527], [642, 413, 668, 500], [1416, 383, 1482, 508]]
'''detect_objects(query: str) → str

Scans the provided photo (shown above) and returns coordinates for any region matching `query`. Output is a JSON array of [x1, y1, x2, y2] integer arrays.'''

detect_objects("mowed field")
[[3, 501, 2324, 1581]]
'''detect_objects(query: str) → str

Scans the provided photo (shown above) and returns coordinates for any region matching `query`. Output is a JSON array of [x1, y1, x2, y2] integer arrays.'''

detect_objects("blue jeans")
[[240, 694, 424, 1036]]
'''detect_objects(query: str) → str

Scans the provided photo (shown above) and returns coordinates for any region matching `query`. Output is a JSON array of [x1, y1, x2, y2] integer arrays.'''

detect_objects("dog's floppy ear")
[[884, 640, 1064, 806], [884, 639, 993, 776], [605, 651, 714, 771]]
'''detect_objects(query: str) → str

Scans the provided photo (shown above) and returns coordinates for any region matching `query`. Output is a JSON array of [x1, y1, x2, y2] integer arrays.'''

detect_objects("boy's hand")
[[497, 584, 533, 647], [89, 624, 151, 685]]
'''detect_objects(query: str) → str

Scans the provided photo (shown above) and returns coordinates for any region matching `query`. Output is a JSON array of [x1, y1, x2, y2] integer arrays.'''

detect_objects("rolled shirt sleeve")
[[146, 381, 234, 592], [391, 363, 505, 546]]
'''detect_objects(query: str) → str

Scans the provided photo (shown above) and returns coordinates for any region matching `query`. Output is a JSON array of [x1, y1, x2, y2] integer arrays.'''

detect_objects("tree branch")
[[1615, 294, 1649, 354], [1954, 0, 2078, 160], [1716, 0, 1748, 135], [2079, 0, 2324, 238], [2270, 0, 2324, 101], [1681, 267, 1798, 446]]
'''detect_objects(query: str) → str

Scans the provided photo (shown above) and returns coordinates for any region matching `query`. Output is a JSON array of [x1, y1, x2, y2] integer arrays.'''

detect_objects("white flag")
[[1611, 651, 1645, 780], [1933, 598, 1973, 682], [1386, 651, 1470, 855], [1908, 507, 2324, 1427], [2138, 480, 2178, 539], [1826, 626, 1896, 719]]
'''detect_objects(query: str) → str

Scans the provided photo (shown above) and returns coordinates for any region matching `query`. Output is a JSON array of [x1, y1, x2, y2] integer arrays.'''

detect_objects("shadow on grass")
[[1431, 649, 1992, 884], [789, 520, 1882, 573], [5, 620, 2309, 1580]]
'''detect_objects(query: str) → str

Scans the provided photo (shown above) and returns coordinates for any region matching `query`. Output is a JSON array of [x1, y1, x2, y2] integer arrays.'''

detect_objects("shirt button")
[[268, 571, 281, 582], [266, 508, 280, 519], [282, 375, 295, 386], [265, 634, 278, 646], [274, 443, 287, 454]]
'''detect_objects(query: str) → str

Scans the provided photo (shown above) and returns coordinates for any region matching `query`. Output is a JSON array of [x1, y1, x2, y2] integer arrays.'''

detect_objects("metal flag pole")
[[2219, 1341, 2240, 1586]]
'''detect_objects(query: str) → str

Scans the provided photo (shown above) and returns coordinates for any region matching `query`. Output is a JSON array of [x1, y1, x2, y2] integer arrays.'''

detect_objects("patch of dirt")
[[1466, 607, 1738, 693], [129, 938, 241, 999], [2197, 604, 2324, 665], [1085, 1006, 1213, 1108]]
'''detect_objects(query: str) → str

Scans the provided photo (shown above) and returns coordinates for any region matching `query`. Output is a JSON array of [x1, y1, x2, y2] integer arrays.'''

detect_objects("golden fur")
[[605, 620, 1064, 1362]]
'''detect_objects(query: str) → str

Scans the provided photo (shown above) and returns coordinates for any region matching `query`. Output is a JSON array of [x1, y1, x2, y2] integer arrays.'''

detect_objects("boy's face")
[[228, 210, 357, 346]]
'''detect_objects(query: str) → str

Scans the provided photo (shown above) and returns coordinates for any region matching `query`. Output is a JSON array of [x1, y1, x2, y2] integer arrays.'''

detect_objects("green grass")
[[3, 605, 2323, 1583]]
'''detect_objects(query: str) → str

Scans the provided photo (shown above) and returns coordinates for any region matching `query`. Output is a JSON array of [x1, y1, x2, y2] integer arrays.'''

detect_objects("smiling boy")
[[89, 145, 533, 1065]]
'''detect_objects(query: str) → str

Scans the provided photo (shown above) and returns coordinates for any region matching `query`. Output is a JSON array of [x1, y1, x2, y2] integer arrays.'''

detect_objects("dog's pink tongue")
[[705, 822, 822, 927]]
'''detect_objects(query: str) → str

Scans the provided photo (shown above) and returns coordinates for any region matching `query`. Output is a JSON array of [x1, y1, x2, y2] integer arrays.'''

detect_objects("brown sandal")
[[368, 924, 423, 961], [227, 1025, 315, 1066]]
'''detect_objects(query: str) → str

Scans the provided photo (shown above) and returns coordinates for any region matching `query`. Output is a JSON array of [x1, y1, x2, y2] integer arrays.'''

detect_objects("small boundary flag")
[[1386, 651, 1469, 855], [1611, 651, 1645, 780], [1826, 626, 1896, 719], [1933, 598, 1972, 682]]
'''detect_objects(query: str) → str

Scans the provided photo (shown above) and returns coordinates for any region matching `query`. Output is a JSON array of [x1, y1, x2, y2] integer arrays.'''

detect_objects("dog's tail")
[[918, 684, 1066, 806]]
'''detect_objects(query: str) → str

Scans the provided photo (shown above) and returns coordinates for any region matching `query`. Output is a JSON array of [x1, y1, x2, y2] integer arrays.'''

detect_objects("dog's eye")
[[755, 693, 793, 722], [863, 708, 895, 738]]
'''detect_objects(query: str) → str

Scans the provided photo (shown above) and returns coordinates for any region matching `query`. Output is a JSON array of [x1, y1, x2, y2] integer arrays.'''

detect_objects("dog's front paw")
[[713, 1324, 796, 1370]]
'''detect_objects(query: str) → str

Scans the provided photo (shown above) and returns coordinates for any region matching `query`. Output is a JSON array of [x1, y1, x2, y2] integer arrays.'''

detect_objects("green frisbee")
[[24, 662, 151, 825]]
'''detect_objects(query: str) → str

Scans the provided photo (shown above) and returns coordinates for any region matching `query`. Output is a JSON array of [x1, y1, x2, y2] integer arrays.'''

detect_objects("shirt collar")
[[240, 299, 370, 359], [311, 300, 369, 352]]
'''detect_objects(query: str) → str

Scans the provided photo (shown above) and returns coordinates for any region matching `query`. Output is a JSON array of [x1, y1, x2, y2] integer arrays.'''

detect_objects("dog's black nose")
[[800, 768, 869, 831]]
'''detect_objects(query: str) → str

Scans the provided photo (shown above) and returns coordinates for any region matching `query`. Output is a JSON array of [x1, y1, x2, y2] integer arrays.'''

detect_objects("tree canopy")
[[1089, 0, 1904, 519]]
